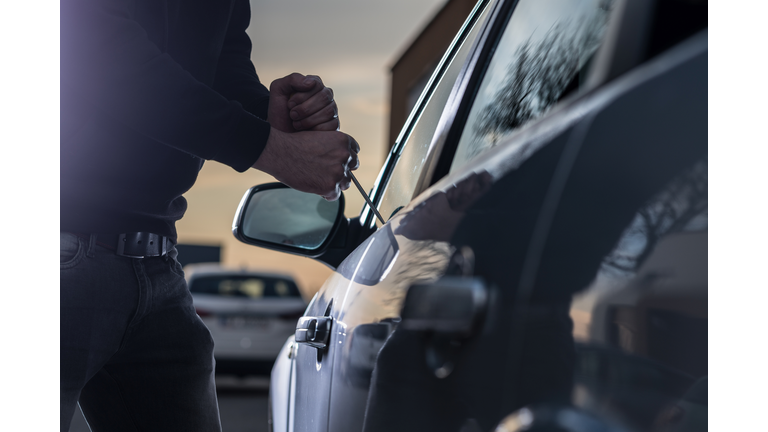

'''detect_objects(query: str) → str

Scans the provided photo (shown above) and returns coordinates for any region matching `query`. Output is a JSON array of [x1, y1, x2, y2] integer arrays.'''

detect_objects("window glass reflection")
[[450, 0, 615, 174], [378, 5, 489, 223]]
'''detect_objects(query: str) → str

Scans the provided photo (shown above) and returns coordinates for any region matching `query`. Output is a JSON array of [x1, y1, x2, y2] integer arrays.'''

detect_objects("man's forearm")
[[61, 0, 270, 171]]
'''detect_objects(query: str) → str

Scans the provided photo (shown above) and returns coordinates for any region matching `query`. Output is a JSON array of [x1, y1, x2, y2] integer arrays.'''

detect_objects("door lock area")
[[295, 316, 333, 349]]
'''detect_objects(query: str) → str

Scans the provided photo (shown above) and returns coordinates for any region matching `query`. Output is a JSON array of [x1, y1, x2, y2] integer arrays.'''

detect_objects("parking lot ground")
[[69, 374, 270, 432]]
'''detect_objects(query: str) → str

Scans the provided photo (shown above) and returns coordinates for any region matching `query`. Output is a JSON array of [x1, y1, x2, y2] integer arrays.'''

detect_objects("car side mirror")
[[232, 182, 346, 257]]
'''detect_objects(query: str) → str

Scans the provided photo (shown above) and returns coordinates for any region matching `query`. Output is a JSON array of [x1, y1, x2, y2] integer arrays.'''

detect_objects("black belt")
[[74, 232, 171, 258]]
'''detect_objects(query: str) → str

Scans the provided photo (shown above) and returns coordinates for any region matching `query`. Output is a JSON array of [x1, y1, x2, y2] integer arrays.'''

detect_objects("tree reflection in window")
[[475, 15, 606, 146], [452, 0, 614, 173], [602, 159, 708, 277]]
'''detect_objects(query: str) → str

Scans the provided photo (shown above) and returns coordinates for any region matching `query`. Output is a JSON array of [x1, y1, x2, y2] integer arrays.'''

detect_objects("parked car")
[[185, 263, 306, 376], [233, 0, 707, 430]]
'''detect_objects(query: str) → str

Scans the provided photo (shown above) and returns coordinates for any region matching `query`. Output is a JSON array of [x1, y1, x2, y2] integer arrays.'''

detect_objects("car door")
[[237, 0, 705, 430], [316, 0, 626, 431], [358, 2, 706, 431], [289, 3, 494, 432], [495, 29, 708, 431]]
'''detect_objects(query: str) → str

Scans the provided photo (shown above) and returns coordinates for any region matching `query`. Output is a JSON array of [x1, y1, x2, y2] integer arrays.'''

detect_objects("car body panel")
[[336, 27, 705, 432], [271, 336, 296, 432], [259, 0, 708, 430]]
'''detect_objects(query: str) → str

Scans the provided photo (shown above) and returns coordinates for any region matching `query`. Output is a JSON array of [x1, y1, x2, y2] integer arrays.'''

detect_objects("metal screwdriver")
[[350, 173, 385, 225]]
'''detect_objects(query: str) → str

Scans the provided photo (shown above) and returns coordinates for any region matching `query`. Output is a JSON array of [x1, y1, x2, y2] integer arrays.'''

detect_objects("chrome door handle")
[[295, 316, 332, 349]]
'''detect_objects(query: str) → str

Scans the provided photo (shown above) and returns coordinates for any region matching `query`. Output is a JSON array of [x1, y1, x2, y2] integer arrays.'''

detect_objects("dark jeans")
[[60, 232, 221, 431]]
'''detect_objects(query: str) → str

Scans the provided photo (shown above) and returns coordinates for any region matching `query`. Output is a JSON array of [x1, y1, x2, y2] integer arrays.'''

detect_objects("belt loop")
[[162, 237, 169, 260], [87, 234, 97, 258]]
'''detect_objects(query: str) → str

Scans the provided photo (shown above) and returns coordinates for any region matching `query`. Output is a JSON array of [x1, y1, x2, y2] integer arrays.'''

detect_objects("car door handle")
[[295, 316, 333, 349]]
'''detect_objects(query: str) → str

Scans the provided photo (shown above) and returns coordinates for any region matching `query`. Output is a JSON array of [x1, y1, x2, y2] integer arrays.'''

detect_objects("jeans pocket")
[[60, 232, 86, 269]]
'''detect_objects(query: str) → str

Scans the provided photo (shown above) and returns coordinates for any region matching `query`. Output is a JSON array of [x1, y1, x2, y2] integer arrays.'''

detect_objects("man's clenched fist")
[[268, 73, 339, 133], [253, 128, 360, 201]]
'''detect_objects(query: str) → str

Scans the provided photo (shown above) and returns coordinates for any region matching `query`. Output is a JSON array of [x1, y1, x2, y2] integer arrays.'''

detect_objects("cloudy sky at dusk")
[[177, 0, 448, 295]]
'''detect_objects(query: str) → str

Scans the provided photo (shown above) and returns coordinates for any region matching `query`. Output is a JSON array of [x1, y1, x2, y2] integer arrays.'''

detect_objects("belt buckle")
[[116, 233, 167, 258]]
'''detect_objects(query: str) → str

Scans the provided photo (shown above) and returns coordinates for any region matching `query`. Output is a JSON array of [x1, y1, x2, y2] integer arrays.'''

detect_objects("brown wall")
[[387, 0, 478, 154]]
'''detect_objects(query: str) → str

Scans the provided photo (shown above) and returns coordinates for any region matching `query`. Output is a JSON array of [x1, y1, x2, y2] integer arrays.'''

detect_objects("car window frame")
[[359, 0, 497, 229], [409, 0, 520, 196]]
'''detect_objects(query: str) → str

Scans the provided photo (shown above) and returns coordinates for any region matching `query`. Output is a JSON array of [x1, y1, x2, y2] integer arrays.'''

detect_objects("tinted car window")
[[189, 275, 301, 298], [450, 0, 615, 174], [377, 4, 490, 222]]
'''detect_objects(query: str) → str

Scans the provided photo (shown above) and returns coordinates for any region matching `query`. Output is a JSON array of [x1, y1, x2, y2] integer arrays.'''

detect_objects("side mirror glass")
[[233, 183, 345, 256]]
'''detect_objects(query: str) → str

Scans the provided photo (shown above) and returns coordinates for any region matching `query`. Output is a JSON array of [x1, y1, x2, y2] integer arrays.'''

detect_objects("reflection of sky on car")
[[331, 216, 454, 329]]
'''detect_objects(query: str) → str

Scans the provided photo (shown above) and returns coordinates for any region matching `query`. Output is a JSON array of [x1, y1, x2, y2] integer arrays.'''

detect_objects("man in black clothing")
[[60, 0, 359, 430]]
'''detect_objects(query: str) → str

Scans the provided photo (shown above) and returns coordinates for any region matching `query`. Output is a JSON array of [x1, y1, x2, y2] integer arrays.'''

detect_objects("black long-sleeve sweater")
[[61, 0, 272, 240]]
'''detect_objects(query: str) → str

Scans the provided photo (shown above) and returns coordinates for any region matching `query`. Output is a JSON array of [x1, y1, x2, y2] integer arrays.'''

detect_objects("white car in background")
[[185, 263, 307, 376]]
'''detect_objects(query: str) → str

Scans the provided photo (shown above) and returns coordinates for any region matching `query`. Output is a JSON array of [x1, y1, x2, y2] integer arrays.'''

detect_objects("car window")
[[189, 275, 301, 298], [377, 4, 490, 223], [449, 0, 615, 174]]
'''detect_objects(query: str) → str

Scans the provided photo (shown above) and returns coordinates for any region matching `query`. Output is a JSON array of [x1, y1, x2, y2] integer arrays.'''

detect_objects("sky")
[[176, 0, 448, 296]]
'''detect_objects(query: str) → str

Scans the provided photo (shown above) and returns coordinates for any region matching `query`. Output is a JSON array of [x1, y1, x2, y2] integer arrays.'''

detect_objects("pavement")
[[68, 375, 270, 432]]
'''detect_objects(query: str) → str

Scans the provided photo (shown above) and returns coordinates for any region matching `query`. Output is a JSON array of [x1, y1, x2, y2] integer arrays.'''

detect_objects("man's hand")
[[253, 128, 360, 201], [268, 73, 339, 133]]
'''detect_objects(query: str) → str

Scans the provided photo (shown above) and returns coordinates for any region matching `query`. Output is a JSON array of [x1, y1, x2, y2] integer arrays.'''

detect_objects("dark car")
[[232, 0, 707, 430]]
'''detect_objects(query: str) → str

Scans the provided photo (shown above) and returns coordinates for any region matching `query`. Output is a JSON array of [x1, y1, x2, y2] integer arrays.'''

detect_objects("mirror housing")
[[232, 182, 345, 257], [232, 182, 376, 269]]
